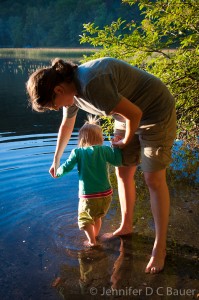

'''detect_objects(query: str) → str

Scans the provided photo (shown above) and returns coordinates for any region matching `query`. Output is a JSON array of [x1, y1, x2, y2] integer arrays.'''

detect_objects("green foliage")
[[100, 116, 114, 140], [80, 0, 199, 143]]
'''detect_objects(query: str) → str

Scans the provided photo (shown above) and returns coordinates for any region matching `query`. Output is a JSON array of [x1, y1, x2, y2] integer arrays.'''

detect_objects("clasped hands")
[[111, 135, 126, 149]]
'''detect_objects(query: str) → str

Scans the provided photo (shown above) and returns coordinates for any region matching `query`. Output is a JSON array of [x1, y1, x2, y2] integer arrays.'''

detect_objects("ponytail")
[[51, 58, 78, 82]]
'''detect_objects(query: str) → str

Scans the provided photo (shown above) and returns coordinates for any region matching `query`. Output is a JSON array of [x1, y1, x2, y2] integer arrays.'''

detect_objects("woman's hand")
[[49, 160, 60, 178], [110, 97, 142, 146]]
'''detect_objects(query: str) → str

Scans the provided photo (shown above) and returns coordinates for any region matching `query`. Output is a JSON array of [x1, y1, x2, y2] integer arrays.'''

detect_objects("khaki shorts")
[[78, 195, 112, 229], [114, 108, 176, 172]]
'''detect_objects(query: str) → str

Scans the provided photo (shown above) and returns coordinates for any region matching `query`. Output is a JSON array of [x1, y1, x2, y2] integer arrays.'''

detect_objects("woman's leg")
[[113, 165, 137, 236], [144, 169, 169, 274]]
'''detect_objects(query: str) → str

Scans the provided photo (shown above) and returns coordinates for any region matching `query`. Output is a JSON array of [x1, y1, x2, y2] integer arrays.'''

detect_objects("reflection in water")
[[111, 237, 134, 290], [0, 58, 61, 134], [78, 246, 110, 293], [53, 234, 199, 300], [0, 57, 86, 134]]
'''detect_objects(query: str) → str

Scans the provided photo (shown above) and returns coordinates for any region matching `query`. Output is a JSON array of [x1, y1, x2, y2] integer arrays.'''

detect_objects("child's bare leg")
[[94, 217, 102, 237], [83, 224, 96, 246]]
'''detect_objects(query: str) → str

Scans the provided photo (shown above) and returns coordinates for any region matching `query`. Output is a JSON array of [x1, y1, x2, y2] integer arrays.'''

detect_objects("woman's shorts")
[[78, 195, 112, 229], [114, 108, 176, 172]]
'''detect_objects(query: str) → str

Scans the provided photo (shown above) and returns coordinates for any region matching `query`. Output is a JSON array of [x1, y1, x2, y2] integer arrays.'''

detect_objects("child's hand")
[[112, 138, 126, 149], [111, 135, 125, 149], [49, 160, 60, 178], [111, 135, 123, 143]]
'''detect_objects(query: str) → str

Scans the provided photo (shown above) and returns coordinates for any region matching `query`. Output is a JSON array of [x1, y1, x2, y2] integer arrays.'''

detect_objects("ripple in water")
[[0, 131, 85, 299]]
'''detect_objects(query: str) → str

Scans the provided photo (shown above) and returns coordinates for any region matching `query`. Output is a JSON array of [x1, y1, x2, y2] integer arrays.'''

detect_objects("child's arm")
[[104, 146, 123, 166], [56, 149, 77, 177]]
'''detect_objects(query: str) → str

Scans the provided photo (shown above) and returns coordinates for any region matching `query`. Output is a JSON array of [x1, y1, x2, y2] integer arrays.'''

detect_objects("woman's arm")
[[49, 114, 76, 178], [110, 96, 143, 148]]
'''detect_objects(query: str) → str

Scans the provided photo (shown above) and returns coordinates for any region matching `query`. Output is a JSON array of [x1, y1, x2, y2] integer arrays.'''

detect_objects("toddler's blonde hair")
[[78, 115, 103, 147]]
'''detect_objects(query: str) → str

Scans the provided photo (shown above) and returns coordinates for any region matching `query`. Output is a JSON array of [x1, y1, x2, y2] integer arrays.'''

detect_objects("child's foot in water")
[[83, 240, 99, 248]]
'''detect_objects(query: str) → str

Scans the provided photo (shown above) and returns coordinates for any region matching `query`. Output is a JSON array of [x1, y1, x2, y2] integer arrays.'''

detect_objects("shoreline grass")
[[0, 47, 97, 60]]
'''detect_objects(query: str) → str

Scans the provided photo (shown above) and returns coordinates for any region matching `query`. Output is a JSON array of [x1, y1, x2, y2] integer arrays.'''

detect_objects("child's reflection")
[[78, 246, 109, 294], [52, 236, 135, 297]]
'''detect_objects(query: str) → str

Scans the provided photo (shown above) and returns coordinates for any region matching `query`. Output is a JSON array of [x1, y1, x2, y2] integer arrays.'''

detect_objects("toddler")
[[56, 116, 122, 247]]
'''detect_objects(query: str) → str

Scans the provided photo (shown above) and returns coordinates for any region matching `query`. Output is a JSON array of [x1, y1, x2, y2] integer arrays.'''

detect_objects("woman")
[[26, 57, 176, 274]]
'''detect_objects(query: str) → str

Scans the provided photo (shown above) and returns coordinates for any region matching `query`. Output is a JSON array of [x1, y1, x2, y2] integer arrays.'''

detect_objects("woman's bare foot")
[[113, 225, 133, 236], [145, 248, 166, 274], [101, 232, 115, 240]]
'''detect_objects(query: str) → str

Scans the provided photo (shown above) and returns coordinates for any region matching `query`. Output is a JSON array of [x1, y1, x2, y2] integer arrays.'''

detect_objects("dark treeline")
[[0, 0, 141, 48]]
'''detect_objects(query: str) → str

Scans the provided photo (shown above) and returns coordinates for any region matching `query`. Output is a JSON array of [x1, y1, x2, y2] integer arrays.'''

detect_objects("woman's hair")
[[26, 58, 78, 112], [78, 115, 104, 147]]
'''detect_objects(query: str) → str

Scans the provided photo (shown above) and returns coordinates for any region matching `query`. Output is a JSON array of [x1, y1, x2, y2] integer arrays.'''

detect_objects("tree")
[[0, 0, 135, 48], [80, 0, 199, 144], [8, 16, 24, 47], [0, 18, 11, 46]]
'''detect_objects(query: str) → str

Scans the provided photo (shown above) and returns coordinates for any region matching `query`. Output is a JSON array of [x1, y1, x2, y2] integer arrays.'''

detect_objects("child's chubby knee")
[[78, 210, 94, 229], [78, 221, 94, 230]]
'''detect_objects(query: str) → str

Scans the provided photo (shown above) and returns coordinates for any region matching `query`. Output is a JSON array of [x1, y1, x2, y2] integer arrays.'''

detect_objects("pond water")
[[0, 51, 198, 300]]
